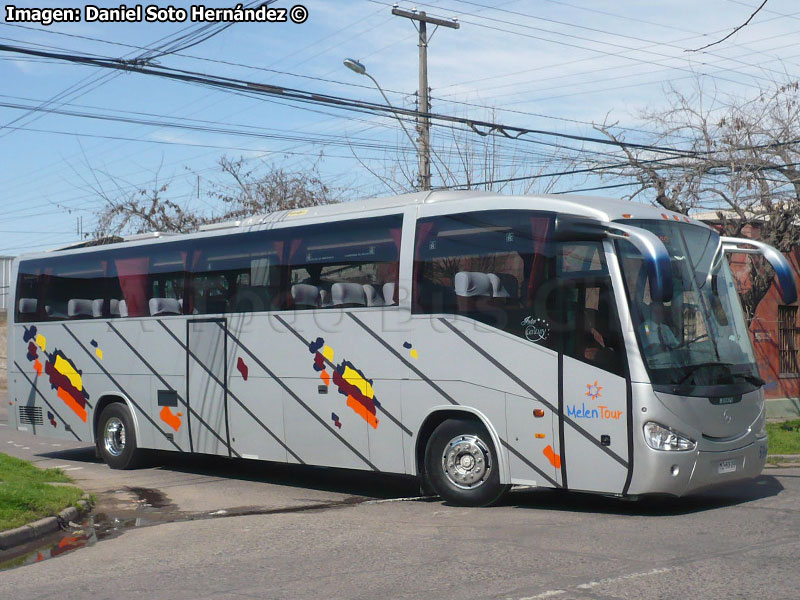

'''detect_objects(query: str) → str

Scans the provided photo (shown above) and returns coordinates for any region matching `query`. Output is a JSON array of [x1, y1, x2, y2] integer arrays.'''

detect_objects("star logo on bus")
[[585, 381, 602, 401]]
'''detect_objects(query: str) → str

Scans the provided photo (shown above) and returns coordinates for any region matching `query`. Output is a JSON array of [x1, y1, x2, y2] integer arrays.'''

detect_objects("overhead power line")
[[689, 0, 770, 52], [0, 42, 702, 158]]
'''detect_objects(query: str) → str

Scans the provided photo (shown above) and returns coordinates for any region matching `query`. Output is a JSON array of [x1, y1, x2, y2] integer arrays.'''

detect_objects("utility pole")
[[391, 6, 459, 191]]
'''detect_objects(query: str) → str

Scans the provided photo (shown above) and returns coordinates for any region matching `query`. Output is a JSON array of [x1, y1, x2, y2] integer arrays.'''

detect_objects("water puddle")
[[0, 486, 381, 571]]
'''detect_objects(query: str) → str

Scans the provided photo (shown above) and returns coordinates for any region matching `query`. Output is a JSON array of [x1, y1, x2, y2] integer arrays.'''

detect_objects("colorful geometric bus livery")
[[309, 336, 381, 429], [22, 326, 90, 423]]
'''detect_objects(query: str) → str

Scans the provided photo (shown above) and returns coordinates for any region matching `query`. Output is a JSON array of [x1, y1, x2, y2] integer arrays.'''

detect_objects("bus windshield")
[[616, 219, 759, 395]]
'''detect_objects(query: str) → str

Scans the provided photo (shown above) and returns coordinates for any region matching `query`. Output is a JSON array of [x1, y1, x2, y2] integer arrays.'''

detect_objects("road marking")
[[62, 467, 83, 471], [576, 567, 672, 590], [53, 465, 73, 469], [516, 567, 672, 599], [51, 443, 62, 447], [0, 423, 7, 427], [518, 591, 566, 599], [22, 446, 30, 450], [6, 440, 13, 444]]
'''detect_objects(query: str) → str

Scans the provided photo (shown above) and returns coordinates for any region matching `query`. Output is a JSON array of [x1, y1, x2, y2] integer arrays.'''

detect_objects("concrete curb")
[[0, 493, 94, 551]]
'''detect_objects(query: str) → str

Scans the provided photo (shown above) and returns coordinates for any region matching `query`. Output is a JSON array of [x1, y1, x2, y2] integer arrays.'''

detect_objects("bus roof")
[[19, 191, 708, 260]]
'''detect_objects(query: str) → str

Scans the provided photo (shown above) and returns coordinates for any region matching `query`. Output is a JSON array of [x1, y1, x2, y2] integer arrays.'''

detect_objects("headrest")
[[487, 273, 511, 298], [382, 282, 396, 305], [118, 300, 128, 318], [454, 272, 492, 297], [18, 298, 37, 314], [291, 284, 320, 308], [92, 299, 105, 318], [332, 282, 366, 306], [149, 297, 182, 317], [68, 299, 93, 318], [363, 284, 385, 307], [109, 299, 121, 317]]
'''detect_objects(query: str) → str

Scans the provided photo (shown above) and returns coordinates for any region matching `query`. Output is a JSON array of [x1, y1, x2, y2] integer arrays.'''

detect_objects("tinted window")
[[413, 210, 559, 350], [413, 211, 625, 375], [283, 215, 402, 309], [15, 214, 403, 321]]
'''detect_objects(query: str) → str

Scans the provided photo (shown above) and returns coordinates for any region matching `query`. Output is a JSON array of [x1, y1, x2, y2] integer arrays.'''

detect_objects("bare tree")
[[89, 168, 204, 237], [590, 79, 800, 320], [351, 111, 580, 195], [210, 156, 341, 219], [90, 157, 342, 237]]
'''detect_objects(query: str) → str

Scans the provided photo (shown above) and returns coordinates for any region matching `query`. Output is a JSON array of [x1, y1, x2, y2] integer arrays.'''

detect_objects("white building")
[[0, 255, 13, 313]]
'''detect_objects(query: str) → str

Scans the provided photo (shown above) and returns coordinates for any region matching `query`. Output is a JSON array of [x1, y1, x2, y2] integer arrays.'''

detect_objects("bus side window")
[[282, 215, 402, 310], [413, 210, 557, 350]]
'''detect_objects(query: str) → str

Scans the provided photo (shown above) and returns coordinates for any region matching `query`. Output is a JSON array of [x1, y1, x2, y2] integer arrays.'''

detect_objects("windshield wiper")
[[673, 362, 734, 393]]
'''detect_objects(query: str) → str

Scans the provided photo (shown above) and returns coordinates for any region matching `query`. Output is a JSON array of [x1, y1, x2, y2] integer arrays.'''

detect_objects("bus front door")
[[187, 318, 231, 456]]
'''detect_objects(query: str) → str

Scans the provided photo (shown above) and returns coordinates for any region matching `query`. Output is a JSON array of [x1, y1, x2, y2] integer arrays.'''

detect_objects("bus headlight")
[[643, 422, 696, 451], [752, 405, 767, 438]]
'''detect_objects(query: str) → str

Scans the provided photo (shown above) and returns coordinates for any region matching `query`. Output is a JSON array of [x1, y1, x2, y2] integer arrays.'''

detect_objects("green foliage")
[[766, 419, 800, 455], [0, 453, 83, 531]]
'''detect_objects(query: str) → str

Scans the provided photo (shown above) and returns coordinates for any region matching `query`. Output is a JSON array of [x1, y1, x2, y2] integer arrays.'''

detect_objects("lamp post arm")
[[364, 72, 419, 153]]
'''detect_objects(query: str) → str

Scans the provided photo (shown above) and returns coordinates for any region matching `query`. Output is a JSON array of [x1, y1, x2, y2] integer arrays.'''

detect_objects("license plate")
[[718, 459, 737, 474]]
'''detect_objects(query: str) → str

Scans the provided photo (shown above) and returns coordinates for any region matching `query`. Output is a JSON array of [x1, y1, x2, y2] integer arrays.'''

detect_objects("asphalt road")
[[1, 398, 799, 600]]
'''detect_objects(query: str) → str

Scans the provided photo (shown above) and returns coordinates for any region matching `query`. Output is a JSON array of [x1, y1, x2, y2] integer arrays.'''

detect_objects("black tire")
[[96, 403, 142, 470], [424, 418, 508, 507]]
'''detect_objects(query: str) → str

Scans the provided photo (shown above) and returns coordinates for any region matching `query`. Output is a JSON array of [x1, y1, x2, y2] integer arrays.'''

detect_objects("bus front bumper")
[[682, 436, 768, 495], [633, 436, 768, 497]]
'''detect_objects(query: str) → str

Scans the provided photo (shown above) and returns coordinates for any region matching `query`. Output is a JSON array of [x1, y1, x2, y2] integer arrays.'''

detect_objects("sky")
[[1, 0, 799, 256]]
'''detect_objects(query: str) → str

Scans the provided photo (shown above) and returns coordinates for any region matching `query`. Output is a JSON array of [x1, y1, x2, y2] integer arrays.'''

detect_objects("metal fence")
[[0, 255, 13, 313]]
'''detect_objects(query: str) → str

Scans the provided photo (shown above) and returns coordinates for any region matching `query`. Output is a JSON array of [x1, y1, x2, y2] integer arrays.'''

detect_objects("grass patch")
[[766, 419, 800, 455], [0, 453, 83, 531]]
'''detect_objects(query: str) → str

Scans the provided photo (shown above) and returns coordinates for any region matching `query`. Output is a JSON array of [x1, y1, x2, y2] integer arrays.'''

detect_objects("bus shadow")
[[500, 475, 784, 516], [37, 446, 102, 463], [156, 453, 423, 500]]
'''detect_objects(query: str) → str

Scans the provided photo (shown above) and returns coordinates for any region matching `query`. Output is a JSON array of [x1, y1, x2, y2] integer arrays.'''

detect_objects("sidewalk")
[[766, 397, 800, 419]]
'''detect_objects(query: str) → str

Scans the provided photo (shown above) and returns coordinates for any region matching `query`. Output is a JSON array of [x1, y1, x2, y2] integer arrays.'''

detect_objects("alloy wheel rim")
[[442, 434, 492, 490], [104, 417, 126, 457]]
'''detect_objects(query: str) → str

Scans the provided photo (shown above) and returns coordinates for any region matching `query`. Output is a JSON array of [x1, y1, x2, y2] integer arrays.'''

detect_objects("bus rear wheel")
[[96, 403, 142, 470], [424, 418, 507, 506]]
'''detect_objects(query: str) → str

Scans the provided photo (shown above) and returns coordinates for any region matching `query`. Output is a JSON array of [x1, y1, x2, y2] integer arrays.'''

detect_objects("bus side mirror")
[[554, 216, 674, 303], [721, 237, 798, 304], [608, 223, 674, 303]]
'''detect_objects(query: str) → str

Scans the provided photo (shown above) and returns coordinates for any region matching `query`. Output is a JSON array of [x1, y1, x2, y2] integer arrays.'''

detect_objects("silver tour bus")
[[7, 191, 796, 506]]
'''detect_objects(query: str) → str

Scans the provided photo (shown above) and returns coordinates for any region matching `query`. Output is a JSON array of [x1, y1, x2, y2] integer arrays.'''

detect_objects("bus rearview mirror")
[[554, 216, 674, 303], [721, 237, 798, 304]]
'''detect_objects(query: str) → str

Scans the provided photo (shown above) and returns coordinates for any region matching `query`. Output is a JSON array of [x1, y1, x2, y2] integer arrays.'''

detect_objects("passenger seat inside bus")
[[67, 299, 94, 319], [18, 298, 37, 315], [149, 297, 183, 317], [331, 282, 367, 307], [363, 284, 385, 307], [382, 282, 397, 306], [455, 271, 508, 312], [291, 283, 320, 309]]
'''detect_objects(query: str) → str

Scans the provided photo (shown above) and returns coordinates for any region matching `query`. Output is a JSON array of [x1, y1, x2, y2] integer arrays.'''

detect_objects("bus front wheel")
[[424, 418, 507, 506], [96, 403, 142, 470]]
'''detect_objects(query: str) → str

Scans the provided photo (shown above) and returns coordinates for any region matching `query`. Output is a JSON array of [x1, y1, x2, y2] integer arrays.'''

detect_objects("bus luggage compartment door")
[[187, 319, 231, 456]]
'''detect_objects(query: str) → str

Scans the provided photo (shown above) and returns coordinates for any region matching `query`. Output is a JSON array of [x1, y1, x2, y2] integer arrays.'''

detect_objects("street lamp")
[[343, 58, 422, 185]]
